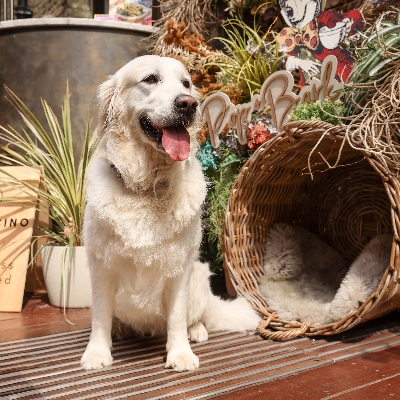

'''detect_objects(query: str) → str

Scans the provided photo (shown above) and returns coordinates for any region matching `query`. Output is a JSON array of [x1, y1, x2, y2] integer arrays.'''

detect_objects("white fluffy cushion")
[[327, 233, 392, 322], [259, 223, 348, 323], [259, 223, 392, 324]]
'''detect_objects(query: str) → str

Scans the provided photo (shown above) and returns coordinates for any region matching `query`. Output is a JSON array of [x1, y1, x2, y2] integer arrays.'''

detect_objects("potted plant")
[[0, 83, 98, 309]]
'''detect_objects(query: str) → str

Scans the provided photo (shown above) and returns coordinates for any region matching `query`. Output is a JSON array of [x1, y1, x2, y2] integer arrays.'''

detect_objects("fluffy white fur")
[[259, 223, 392, 324], [81, 55, 259, 373], [259, 223, 348, 323], [327, 233, 392, 323]]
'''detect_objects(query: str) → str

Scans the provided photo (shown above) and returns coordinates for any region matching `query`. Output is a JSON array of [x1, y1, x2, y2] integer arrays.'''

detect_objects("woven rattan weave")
[[224, 120, 400, 340]]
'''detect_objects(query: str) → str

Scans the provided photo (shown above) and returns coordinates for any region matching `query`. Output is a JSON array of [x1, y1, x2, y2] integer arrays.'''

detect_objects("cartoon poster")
[[276, 0, 364, 86], [109, 0, 153, 25]]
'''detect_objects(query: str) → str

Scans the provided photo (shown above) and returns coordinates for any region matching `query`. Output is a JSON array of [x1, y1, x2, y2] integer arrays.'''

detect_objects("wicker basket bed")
[[224, 120, 400, 340]]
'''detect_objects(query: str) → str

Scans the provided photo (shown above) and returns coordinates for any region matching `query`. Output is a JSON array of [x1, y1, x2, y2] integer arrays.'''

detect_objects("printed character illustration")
[[277, 0, 364, 86]]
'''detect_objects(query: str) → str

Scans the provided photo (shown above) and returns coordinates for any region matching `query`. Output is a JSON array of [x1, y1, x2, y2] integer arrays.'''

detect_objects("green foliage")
[[290, 99, 345, 125], [351, 23, 400, 82], [206, 167, 238, 267], [205, 146, 244, 272], [0, 83, 99, 246], [344, 19, 400, 115], [206, 18, 281, 102]]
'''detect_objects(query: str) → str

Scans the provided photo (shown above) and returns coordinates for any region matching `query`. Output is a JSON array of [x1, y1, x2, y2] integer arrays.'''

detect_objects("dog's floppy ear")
[[97, 75, 120, 136]]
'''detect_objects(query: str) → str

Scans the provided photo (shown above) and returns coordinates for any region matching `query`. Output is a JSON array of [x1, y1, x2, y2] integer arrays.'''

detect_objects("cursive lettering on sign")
[[201, 56, 344, 148], [259, 71, 299, 130], [228, 103, 253, 145], [298, 57, 343, 104], [201, 92, 234, 148]]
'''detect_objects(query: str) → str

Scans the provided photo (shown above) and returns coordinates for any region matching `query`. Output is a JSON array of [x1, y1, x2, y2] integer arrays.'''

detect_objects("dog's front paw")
[[81, 343, 113, 370], [165, 349, 199, 372], [188, 322, 208, 343]]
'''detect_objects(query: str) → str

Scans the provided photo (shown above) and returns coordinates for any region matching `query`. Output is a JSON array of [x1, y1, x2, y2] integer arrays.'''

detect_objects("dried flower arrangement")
[[151, 19, 225, 100], [150, 0, 400, 274], [152, 0, 215, 37]]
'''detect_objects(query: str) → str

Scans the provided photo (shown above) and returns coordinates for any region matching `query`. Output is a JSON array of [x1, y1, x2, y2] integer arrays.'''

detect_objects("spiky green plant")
[[0, 83, 99, 247], [345, 16, 400, 116], [206, 17, 281, 102]]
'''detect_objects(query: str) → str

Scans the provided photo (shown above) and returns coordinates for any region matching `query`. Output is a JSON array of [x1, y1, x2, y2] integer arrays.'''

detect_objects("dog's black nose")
[[174, 95, 198, 114]]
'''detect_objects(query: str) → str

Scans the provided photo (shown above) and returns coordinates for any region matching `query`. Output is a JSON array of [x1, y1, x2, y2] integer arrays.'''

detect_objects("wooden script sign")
[[0, 166, 41, 312], [201, 55, 343, 148]]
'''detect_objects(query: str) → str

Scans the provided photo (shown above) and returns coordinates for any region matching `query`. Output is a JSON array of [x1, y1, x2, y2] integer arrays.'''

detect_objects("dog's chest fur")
[[83, 143, 207, 325]]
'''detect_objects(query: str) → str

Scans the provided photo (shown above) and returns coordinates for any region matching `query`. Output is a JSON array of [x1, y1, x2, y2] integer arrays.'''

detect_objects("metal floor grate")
[[1, 318, 400, 400]]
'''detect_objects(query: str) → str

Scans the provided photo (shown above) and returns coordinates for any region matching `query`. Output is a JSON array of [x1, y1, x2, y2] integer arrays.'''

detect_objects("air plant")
[[205, 17, 282, 102], [344, 13, 400, 116]]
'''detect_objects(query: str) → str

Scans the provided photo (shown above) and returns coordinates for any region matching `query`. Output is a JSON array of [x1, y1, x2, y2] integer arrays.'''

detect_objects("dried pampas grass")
[[149, 0, 215, 53], [151, 20, 218, 71]]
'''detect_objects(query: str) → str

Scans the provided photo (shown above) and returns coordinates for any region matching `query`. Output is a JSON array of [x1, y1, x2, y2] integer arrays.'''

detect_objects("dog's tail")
[[188, 262, 260, 332], [203, 295, 260, 331]]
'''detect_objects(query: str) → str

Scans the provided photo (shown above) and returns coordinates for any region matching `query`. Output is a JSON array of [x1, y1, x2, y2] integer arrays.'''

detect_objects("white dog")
[[80, 55, 259, 372]]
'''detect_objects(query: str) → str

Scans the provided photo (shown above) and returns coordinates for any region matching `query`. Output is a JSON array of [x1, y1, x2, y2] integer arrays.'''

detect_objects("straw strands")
[[345, 60, 400, 173]]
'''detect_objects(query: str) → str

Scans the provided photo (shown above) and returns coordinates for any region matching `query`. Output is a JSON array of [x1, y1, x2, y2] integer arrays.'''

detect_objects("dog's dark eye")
[[182, 80, 190, 88], [143, 74, 159, 84]]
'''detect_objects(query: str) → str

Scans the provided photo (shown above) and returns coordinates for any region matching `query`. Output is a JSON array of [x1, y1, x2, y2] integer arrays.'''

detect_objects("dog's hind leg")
[[188, 321, 208, 342], [188, 261, 260, 333], [81, 257, 117, 370]]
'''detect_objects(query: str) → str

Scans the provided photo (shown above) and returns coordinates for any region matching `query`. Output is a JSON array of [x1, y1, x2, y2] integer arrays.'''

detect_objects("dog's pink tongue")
[[162, 125, 190, 161]]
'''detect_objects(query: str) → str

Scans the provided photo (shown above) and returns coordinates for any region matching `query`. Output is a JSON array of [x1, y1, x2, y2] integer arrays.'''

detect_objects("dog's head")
[[98, 55, 199, 162]]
